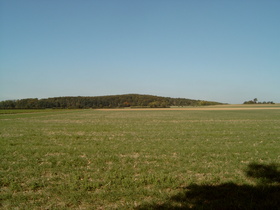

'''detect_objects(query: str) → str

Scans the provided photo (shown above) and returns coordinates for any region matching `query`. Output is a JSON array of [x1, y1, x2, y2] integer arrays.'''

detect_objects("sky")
[[0, 0, 279, 104]]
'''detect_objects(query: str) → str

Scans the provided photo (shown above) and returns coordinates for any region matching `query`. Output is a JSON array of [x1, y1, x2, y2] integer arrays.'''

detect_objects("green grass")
[[0, 109, 279, 209]]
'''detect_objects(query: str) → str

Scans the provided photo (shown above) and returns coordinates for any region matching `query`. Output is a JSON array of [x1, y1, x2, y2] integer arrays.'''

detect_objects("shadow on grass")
[[136, 163, 280, 210]]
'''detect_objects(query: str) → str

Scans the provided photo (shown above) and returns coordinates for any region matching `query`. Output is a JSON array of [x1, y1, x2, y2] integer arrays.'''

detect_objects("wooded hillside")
[[0, 94, 223, 109]]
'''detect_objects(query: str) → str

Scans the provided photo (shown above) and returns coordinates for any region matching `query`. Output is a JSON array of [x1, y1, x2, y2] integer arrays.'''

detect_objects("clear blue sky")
[[1, 0, 279, 104]]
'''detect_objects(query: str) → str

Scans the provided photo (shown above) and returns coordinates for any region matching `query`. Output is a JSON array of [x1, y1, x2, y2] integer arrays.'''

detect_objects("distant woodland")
[[243, 98, 274, 104], [0, 94, 222, 109]]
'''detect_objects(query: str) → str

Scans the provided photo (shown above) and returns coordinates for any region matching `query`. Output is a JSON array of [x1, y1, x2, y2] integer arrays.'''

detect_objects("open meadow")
[[1, 105, 280, 209]]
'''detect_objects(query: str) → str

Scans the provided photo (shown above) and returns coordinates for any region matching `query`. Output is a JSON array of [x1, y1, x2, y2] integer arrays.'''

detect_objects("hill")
[[0, 94, 223, 109]]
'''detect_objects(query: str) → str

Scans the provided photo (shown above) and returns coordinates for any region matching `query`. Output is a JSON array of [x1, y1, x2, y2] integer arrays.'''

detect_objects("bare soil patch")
[[97, 106, 280, 111]]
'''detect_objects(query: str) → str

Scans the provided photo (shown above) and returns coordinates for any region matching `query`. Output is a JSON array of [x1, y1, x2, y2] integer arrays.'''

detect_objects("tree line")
[[243, 98, 274, 104], [0, 94, 222, 109]]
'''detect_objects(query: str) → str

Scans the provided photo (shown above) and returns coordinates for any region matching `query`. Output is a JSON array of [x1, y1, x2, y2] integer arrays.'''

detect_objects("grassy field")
[[0, 107, 279, 209]]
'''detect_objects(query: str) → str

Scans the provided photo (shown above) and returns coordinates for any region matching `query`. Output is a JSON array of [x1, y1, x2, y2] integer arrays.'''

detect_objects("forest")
[[0, 94, 222, 109], [243, 98, 274, 104]]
